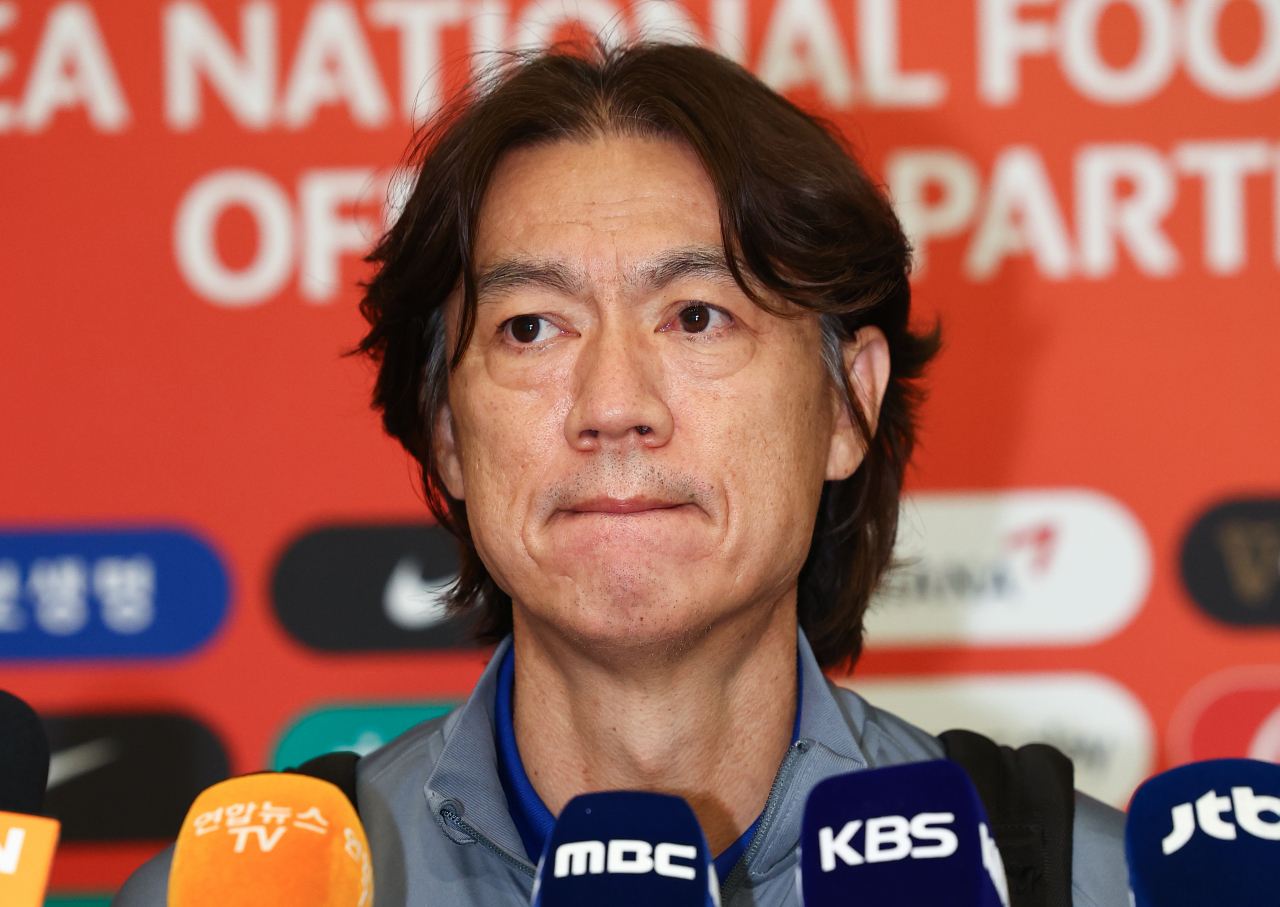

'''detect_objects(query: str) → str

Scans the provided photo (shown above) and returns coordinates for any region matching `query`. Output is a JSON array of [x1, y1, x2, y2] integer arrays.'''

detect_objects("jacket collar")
[[422, 630, 876, 883], [423, 635, 533, 870]]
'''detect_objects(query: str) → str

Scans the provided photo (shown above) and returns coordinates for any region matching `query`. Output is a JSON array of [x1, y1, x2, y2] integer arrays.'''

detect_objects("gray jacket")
[[115, 632, 1129, 906]]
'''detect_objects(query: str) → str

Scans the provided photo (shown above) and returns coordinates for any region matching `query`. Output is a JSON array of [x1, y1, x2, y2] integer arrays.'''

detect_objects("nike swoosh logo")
[[46, 737, 121, 790], [382, 557, 455, 630]]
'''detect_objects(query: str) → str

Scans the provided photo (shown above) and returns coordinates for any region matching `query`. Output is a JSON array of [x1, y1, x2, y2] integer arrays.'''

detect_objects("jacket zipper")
[[718, 739, 808, 903], [438, 803, 538, 879]]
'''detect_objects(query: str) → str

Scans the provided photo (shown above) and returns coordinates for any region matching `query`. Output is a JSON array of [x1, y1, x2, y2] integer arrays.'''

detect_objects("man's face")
[[437, 135, 859, 649]]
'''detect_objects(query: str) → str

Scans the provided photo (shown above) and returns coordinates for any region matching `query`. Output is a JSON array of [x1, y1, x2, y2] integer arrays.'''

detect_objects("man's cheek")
[[461, 397, 561, 521], [700, 386, 798, 456], [482, 342, 578, 393], [665, 335, 756, 382], [462, 388, 542, 459], [734, 406, 828, 498]]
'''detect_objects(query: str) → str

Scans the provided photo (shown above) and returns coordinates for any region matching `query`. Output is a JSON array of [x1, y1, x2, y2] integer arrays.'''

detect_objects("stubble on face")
[[441, 135, 838, 657]]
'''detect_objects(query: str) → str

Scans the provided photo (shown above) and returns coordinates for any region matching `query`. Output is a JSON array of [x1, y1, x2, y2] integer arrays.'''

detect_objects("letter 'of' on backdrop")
[[798, 761, 1009, 907], [531, 791, 718, 907], [1126, 758, 1280, 906], [168, 773, 372, 907]]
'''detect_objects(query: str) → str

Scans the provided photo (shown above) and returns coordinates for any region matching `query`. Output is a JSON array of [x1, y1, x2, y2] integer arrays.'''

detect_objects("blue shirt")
[[493, 645, 802, 883]]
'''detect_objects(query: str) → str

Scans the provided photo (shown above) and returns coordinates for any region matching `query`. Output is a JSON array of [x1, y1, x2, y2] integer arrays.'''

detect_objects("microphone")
[[531, 791, 719, 907], [168, 772, 373, 907], [798, 760, 1010, 907], [0, 810, 60, 907], [0, 690, 59, 907], [0, 690, 49, 816], [1126, 757, 1280, 906]]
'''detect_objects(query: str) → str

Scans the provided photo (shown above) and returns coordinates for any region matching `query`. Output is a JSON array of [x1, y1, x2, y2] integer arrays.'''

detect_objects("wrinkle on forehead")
[[477, 135, 718, 239], [475, 246, 738, 303]]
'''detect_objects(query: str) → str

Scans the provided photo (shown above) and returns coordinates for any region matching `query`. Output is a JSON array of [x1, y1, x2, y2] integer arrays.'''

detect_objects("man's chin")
[[521, 576, 722, 652], [557, 612, 713, 659]]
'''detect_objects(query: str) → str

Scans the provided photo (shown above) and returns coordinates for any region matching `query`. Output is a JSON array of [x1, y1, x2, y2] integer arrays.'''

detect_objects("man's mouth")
[[563, 496, 693, 515]]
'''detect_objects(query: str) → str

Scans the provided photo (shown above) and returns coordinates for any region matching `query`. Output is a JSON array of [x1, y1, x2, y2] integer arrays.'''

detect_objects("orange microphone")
[[0, 811, 60, 907], [168, 773, 373, 907]]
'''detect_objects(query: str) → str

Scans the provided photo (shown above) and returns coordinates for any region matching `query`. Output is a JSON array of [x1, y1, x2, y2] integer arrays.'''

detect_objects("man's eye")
[[504, 315, 558, 344], [674, 304, 730, 334]]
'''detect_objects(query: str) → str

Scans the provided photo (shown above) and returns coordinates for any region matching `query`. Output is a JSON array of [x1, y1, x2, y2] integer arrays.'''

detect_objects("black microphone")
[[0, 690, 49, 816]]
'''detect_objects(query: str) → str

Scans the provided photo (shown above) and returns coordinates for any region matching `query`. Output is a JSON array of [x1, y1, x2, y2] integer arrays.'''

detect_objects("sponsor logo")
[[813, 812, 1009, 905], [270, 703, 456, 771], [47, 738, 120, 790], [552, 840, 699, 879], [1168, 667, 1280, 765], [383, 558, 453, 630], [0, 528, 228, 660], [816, 812, 959, 870], [844, 673, 1155, 807], [1160, 786, 1280, 854], [1181, 499, 1280, 626], [864, 489, 1151, 647], [272, 524, 474, 652], [42, 713, 229, 841]]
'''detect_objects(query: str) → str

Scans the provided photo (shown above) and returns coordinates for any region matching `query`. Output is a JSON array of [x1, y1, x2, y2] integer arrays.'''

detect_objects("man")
[[115, 42, 1126, 906]]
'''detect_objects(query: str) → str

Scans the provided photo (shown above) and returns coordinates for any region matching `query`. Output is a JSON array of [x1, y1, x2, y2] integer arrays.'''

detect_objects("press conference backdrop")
[[2, 0, 1278, 898]]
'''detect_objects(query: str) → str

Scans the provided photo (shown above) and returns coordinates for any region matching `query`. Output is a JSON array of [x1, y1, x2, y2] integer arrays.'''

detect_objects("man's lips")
[[561, 496, 693, 515]]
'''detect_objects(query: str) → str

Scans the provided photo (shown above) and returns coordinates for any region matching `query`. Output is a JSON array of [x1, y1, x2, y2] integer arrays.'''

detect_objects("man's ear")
[[826, 326, 891, 481], [434, 403, 466, 500]]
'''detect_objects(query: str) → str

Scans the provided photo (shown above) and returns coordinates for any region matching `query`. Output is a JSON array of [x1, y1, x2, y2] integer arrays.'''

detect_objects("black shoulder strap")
[[286, 751, 361, 814], [940, 729, 1075, 907]]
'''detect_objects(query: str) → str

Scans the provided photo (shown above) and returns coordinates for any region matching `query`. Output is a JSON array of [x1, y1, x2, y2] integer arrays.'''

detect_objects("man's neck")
[[509, 594, 799, 856]]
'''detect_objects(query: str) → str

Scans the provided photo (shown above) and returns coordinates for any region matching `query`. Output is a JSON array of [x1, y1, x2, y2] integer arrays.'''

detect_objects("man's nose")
[[564, 326, 674, 451]]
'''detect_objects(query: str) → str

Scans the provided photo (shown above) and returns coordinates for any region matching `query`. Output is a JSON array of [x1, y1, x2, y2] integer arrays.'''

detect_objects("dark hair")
[[357, 41, 938, 670]]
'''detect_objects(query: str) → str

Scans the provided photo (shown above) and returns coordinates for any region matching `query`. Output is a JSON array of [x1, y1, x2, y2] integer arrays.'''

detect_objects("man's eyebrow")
[[628, 246, 738, 290], [475, 259, 582, 300], [473, 247, 739, 301]]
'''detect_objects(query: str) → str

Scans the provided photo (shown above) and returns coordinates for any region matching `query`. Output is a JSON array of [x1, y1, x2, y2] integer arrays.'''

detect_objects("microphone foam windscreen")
[[0, 690, 49, 815], [531, 791, 719, 907], [0, 811, 60, 907], [799, 760, 1009, 907], [168, 773, 373, 907], [1126, 757, 1280, 907]]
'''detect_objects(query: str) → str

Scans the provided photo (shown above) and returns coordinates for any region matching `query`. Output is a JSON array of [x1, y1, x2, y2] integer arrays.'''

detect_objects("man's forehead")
[[470, 137, 737, 302], [475, 137, 721, 253], [484, 134, 713, 203]]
